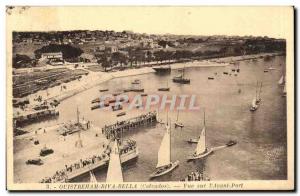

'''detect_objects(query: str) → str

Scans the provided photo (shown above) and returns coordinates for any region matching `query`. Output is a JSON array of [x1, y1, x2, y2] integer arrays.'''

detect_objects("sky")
[[7, 6, 294, 38]]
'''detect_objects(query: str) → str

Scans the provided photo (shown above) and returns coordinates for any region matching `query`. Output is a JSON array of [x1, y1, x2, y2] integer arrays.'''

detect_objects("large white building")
[[41, 52, 63, 60], [41, 52, 63, 65]]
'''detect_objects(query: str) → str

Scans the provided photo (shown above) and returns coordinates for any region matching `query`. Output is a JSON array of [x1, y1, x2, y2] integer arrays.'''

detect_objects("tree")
[[13, 54, 36, 68], [98, 55, 111, 71], [111, 52, 128, 67]]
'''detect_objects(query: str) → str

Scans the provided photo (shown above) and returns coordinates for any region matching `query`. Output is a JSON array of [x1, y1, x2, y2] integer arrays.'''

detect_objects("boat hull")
[[172, 78, 190, 84], [187, 149, 213, 160], [174, 122, 184, 128], [186, 139, 198, 144], [158, 88, 170, 91], [153, 67, 171, 74], [149, 160, 179, 178]]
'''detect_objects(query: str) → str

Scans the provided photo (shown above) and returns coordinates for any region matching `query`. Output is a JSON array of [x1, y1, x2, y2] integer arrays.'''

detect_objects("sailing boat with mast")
[[250, 82, 262, 111], [282, 84, 287, 97], [158, 81, 170, 91], [106, 140, 124, 182], [150, 120, 179, 179], [187, 110, 213, 160], [172, 66, 190, 84], [278, 75, 285, 85], [174, 110, 184, 128]]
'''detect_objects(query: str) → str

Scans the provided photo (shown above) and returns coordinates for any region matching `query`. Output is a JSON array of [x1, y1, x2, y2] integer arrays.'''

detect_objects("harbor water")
[[21, 55, 287, 182]]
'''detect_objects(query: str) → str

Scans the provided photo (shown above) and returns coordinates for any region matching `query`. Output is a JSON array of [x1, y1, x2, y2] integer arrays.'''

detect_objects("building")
[[105, 45, 118, 53], [79, 53, 97, 63], [41, 52, 64, 65], [41, 52, 63, 60]]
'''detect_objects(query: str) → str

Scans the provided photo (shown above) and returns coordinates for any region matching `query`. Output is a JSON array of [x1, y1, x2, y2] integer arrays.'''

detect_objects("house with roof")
[[79, 53, 97, 63]]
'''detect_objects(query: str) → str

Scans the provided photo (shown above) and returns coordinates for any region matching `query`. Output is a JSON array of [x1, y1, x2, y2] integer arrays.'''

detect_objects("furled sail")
[[195, 126, 206, 155], [156, 125, 171, 168], [106, 140, 123, 182]]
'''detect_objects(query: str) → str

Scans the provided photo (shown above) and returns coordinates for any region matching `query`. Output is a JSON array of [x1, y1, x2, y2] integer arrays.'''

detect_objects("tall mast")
[[176, 110, 179, 121], [259, 82, 262, 99], [166, 111, 168, 125], [169, 118, 171, 163], [204, 109, 206, 148], [255, 81, 258, 100], [77, 106, 79, 124]]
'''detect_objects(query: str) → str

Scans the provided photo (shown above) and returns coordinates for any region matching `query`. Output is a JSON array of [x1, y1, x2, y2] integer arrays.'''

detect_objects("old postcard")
[[6, 6, 294, 191]]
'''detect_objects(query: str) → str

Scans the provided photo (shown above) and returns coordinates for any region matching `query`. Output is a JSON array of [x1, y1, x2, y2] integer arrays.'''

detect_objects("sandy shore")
[[24, 52, 282, 104]]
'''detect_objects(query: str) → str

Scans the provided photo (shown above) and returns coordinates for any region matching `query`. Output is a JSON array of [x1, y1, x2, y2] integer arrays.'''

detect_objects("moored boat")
[[186, 138, 198, 144], [172, 66, 190, 84], [158, 81, 170, 91], [131, 79, 141, 85], [99, 89, 109, 92], [226, 140, 237, 147], [174, 110, 184, 128], [153, 65, 171, 74], [116, 112, 126, 117], [112, 104, 123, 111]]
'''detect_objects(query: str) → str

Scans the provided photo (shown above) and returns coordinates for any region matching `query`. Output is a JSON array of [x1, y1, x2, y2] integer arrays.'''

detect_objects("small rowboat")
[[116, 112, 126, 117]]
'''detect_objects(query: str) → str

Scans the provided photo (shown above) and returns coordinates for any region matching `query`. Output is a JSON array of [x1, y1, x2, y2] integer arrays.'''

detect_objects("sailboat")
[[187, 111, 213, 160], [174, 110, 184, 128], [89, 170, 98, 183], [278, 75, 285, 85], [106, 140, 124, 182], [150, 122, 179, 178], [158, 81, 170, 91], [250, 82, 262, 111], [282, 84, 287, 97], [250, 97, 258, 111], [172, 66, 190, 84], [267, 66, 276, 70]]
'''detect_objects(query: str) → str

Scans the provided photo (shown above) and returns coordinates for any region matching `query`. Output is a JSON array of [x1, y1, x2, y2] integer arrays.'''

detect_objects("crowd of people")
[[182, 170, 210, 181], [40, 139, 137, 183], [40, 145, 110, 183], [102, 111, 157, 139]]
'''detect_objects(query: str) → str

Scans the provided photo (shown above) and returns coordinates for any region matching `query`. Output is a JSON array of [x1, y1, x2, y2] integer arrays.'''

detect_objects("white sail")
[[156, 125, 171, 168], [195, 126, 206, 155], [278, 75, 284, 85], [106, 140, 123, 182], [89, 171, 97, 183]]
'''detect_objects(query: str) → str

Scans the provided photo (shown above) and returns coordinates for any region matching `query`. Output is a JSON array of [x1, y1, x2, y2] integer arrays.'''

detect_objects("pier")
[[13, 108, 59, 126], [102, 111, 157, 139]]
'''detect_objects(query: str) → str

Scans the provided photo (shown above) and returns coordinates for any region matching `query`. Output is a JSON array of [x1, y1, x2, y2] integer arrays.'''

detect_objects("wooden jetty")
[[102, 111, 157, 139]]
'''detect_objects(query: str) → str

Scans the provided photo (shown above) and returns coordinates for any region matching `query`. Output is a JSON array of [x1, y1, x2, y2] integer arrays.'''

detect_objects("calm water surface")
[[24, 56, 287, 181]]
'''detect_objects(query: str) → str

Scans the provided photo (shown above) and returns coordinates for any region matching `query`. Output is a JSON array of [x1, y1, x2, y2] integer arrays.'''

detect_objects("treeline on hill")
[[34, 44, 83, 59], [98, 39, 285, 70], [13, 54, 37, 69]]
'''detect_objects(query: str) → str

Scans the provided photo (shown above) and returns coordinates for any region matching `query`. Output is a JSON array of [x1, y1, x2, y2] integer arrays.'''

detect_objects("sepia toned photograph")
[[6, 6, 294, 191]]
